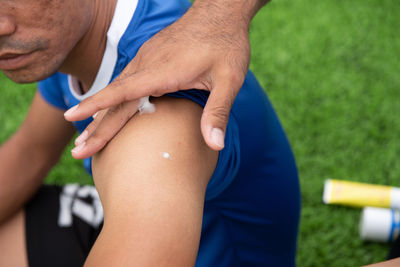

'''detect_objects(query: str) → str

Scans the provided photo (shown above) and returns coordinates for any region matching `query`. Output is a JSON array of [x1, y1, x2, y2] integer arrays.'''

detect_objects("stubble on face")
[[1, 37, 53, 83], [0, 0, 92, 83]]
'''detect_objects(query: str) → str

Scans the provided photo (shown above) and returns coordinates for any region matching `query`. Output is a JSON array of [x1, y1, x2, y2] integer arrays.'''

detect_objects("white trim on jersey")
[[68, 0, 139, 101]]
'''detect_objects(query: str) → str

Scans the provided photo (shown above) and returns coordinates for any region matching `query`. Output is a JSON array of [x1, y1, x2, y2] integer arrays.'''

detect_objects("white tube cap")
[[360, 207, 399, 242], [391, 188, 400, 209]]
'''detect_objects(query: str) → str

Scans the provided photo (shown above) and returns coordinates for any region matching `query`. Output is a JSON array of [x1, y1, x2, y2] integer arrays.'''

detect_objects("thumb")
[[201, 81, 239, 151]]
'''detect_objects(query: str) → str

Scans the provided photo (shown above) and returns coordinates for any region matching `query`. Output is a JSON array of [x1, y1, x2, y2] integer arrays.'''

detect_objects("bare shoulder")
[[93, 95, 218, 182], [87, 96, 218, 266], [91, 95, 219, 210]]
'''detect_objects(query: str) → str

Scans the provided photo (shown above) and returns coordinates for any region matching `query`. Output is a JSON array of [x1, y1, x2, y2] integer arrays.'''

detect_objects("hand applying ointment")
[[64, 0, 270, 159]]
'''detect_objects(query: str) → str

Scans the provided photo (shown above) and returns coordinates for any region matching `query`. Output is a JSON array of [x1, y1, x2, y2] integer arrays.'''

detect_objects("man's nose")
[[0, 15, 16, 37]]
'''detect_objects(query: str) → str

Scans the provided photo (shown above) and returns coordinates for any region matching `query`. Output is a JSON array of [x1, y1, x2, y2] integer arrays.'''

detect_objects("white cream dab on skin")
[[138, 96, 155, 115], [162, 152, 171, 159]]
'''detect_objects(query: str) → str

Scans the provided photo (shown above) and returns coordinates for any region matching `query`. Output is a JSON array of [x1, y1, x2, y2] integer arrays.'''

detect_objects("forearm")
[[0, 134, 57, 223], [0, 92, 76, 224]]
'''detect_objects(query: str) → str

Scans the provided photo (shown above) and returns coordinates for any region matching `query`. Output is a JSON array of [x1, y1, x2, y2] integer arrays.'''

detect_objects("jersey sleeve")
[[165, 90, 241, 200], [37, 73, 68, 110]]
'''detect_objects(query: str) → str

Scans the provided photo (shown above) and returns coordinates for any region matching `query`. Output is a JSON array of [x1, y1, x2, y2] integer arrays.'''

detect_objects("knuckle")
[[218, 66, 244, 86], [113, 71, 134, 85], [104, 104, 133, 125], [164, 77, 178, 90], [88, 133, 108, 148], [109, 79, 123, 91], [96, 102, 106, 112], [107, 103, 124, 116], [217, 65, 233, 79], [151, 88, 165, 97], [229, 72, 245, 87], [206, 105, 230, 124], [86, 95, 104, 111], [84, 122, 96, 134], [110, 81, 135, 103]]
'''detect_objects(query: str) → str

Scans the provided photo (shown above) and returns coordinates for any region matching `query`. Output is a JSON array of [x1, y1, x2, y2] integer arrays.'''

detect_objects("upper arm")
[[88, 96, 218, 266]]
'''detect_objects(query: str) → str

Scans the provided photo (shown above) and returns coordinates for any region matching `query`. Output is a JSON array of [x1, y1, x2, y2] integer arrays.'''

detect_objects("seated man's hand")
[[64, 0, 254, 159]]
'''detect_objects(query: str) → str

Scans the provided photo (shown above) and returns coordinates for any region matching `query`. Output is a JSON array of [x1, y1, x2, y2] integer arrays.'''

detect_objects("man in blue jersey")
[[0, 0, 300, 266]]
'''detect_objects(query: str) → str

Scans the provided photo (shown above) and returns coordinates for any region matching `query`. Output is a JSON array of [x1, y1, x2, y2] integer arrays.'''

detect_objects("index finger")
[[64, 71, 159, 121]]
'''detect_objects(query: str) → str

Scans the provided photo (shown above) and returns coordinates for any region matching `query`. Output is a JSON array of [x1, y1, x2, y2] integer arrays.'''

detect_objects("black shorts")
[[25, 184, 104, 267]]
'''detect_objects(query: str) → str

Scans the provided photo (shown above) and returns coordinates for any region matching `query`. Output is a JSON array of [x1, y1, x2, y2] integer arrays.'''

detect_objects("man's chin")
[[2, 69, 55, 84]]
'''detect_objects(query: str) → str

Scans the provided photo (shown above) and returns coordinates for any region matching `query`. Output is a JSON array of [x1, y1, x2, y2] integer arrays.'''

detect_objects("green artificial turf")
[[250, 0, 400, 266], [0, 0, 399, 265]]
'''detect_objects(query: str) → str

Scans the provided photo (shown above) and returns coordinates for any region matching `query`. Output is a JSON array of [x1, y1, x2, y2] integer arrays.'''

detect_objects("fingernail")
[[64, 105, 79, 117], [211, 128, 225, 149], [75, 130, 88, 145], [71, 141, 86, 154]]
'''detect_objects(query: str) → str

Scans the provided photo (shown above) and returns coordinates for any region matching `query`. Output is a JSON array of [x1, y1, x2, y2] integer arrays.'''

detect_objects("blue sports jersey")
[[38, 0, 301, 265]]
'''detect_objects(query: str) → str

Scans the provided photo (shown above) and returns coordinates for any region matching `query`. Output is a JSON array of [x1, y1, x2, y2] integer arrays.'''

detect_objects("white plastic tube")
[[360, 207, 400, 242]]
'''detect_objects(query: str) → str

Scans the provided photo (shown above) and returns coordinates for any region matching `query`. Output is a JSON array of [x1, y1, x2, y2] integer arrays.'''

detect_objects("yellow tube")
[[323, 179, 400, 209]]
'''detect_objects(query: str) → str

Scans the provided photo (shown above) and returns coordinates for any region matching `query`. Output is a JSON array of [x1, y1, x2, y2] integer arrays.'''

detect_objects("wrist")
[[191, 0, 269, 29]]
